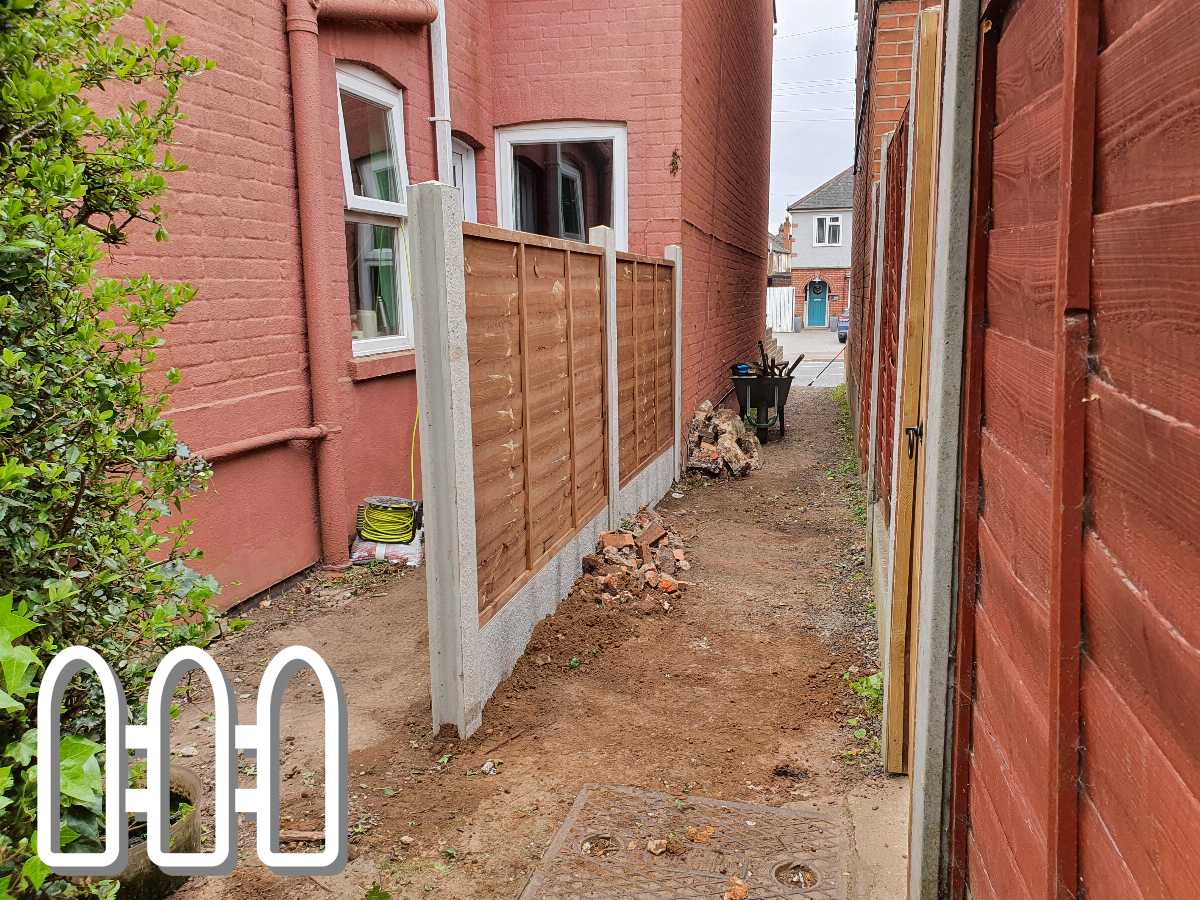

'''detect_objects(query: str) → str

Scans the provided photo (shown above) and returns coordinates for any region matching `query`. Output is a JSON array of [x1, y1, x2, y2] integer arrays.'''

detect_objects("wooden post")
[[1047, 3, 1098, 898]]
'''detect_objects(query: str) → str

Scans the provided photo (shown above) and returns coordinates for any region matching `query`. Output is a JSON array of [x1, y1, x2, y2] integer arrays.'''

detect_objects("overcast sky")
[[768, 0, 858, 231]]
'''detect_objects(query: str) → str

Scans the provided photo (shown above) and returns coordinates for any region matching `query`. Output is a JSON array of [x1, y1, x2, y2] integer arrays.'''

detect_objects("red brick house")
[[120, 0, 774, 606]]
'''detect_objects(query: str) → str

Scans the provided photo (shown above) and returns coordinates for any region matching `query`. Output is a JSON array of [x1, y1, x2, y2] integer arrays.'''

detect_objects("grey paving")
[[521, 784, 850, 899]]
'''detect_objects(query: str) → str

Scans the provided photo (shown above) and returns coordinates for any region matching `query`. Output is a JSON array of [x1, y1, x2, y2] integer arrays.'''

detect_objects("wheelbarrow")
[[730, 372, 795, 444]]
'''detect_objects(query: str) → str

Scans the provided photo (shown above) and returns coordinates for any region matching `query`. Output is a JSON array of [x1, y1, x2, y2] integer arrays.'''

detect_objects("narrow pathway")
[[177, 388, 888, 900]]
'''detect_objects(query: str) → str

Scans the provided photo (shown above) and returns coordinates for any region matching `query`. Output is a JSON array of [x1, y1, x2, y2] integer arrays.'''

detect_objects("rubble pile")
[[579, 508, 691, 613], [686, 400, 763, 478]]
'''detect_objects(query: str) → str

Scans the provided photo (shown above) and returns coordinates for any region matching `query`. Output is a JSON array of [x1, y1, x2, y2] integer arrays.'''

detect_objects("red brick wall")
[[488, 0, 683, 257], [116, 3, 443, 606], [110, 0, 769, 605], [849, 0, 920, 467], [680, 0, 774, 418], [114, 0, 324, 604], [790, 268, 850, 323], [447, 0, 498, 222]]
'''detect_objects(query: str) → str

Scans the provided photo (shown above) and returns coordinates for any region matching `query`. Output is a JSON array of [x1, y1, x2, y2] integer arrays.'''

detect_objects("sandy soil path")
[[173, 387, 883, 899]]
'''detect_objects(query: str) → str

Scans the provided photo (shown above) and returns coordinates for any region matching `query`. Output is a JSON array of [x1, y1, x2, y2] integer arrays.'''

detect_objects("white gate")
[[766, 286, 795, 333]]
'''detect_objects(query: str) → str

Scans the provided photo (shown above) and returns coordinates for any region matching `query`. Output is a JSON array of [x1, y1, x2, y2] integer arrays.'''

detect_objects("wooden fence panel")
[[950, 0, 1200, 894], [463, 235, 528, 614], [947, 0, 1065, 893], [615, 260, 638, 481], [522, 244, 574, 557], [616, 252, 677, 485], [654, 263, 674, 451], [569, 252, 608, 520], [873, 112, 908, 524], [1080, 0, 1200, 894], [463, 225, 609, 621]]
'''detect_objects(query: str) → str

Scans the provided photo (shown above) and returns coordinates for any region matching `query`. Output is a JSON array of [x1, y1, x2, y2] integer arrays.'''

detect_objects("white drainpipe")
[[429, 0, 452, 183]]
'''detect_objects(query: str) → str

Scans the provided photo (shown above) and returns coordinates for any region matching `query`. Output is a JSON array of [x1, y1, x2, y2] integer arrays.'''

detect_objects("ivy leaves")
[[0, 0, 214, 894], [0, 596, 39, 714]]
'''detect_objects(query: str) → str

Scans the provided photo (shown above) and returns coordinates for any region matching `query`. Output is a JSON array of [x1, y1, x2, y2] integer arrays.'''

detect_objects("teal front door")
[[806, 281, 828, 328]]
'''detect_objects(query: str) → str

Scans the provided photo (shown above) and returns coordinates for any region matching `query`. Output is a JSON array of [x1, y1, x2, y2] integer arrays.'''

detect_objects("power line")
[[774, 89, 856, 99], [770, 106, 855, 113], [771, 119, 855, 125], [774, 76, 855, 86], [774, 48, 857, 63], [773, 22, 857, 40]]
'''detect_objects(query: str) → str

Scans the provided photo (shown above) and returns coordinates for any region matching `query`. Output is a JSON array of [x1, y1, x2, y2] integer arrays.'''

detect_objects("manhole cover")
[[521, 784, 849, 899]]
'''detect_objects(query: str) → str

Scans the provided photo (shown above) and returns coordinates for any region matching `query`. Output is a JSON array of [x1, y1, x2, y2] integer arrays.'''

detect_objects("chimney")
[[780, 218, 793, 253]]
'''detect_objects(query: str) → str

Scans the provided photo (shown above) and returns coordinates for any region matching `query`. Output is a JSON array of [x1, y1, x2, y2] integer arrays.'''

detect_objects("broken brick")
[[600, 531, 635, 550], [640, 524, 668, 547]]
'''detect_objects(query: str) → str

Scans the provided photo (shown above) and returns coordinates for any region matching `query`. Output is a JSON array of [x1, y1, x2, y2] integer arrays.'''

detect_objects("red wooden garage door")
[[949, 1, 1200, 898]]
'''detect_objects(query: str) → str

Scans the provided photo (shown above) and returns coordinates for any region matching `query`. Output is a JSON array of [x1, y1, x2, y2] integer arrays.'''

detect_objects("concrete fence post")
[[590, 225, 621, 528], [664, 244, 684, 480], [408, 181, 481, 737]]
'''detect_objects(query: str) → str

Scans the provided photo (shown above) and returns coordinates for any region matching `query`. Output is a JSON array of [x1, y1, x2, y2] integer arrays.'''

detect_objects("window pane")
[[816, 217, 827, 244], [561, 172, 583, 238], [340, 90, 399, 203], [828, 220, 841, 244], [512, 140, 612, 239], [346, 221, 403, 340]]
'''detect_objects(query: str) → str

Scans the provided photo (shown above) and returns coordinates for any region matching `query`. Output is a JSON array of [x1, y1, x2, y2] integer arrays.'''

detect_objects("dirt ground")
[[172, 387, 883, 899]]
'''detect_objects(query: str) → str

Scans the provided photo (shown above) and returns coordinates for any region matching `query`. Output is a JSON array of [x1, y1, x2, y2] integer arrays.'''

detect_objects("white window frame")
[[495, 121, 628, 249], [813, 214, 843, 247], [336, 63, 413, 356], [345, 217, 414, 357], [558, 159, 585, 241], [451, 138, 478, 223], [336, 64, 409, 218]]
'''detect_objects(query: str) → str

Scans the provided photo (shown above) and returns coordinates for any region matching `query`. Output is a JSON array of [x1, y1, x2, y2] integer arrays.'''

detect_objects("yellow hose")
[[411, 407, 420, 498]]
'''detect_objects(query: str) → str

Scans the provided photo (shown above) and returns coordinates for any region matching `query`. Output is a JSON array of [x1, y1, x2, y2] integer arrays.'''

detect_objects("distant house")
[[767, 222, 792, 286], [787, 166, 853, 329]]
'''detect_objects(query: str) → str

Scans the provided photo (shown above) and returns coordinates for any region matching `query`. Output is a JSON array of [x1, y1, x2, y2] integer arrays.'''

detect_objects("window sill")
[[348, 351, 416, 382]]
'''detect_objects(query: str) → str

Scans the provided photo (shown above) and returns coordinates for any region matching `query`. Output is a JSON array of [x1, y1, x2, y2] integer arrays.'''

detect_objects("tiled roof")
[[787, 166, 854, 212]]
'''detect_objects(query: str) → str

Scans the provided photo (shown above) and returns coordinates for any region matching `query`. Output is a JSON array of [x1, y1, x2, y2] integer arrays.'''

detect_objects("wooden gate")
[[948, 0, 1200, 897], [882, 7, 943, 775], [766, 286, 795, 333]]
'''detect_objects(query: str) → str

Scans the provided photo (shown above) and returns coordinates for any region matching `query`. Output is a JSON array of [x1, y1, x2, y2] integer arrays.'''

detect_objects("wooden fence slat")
[[516, 243, 534, 571], [632, 259, 641, 468], [1046, 3, 1098, 897], [565, 249, 579, 528]]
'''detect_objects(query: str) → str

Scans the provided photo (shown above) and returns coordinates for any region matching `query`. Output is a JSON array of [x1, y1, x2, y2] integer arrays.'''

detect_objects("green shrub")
[[0, 0, 214, 893]]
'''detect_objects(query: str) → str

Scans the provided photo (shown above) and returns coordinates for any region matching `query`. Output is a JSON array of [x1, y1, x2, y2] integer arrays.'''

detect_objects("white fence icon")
[[36, 645, 347, 877]]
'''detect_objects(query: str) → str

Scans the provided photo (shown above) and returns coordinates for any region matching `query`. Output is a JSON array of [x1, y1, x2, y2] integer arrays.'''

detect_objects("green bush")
[[0, 0, 215, 894]]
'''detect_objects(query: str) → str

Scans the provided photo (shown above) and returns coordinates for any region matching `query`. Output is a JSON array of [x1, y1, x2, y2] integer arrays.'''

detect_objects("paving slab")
[[521, 784, 850, 899]]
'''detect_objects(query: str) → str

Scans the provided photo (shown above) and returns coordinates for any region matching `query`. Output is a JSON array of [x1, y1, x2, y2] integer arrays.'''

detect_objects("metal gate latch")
[[905, 423, 924, 459]]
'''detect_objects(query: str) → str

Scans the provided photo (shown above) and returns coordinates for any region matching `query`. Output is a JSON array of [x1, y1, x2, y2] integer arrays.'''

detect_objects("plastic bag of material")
[[350, 530, 423, 566]]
